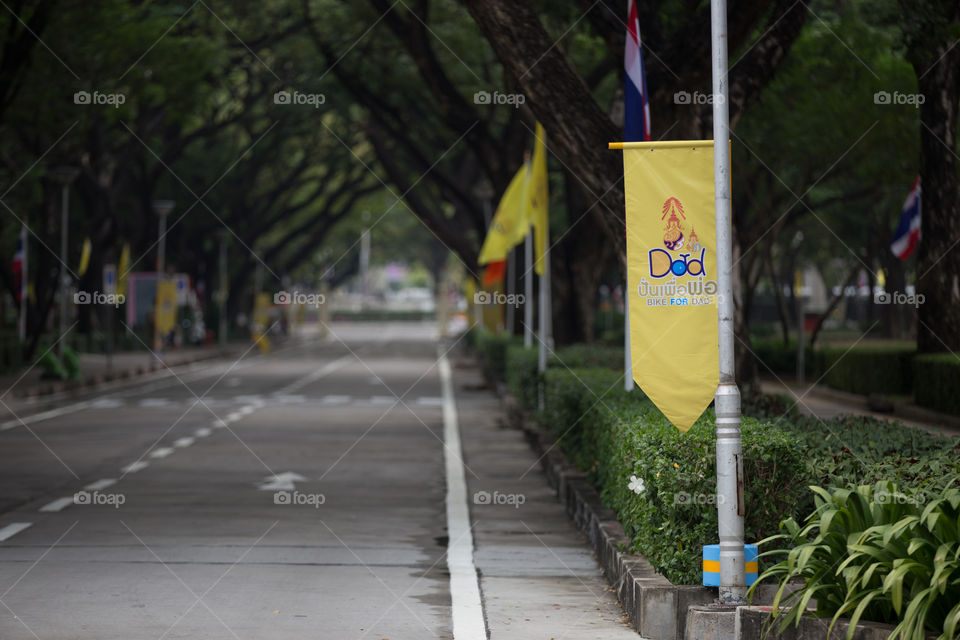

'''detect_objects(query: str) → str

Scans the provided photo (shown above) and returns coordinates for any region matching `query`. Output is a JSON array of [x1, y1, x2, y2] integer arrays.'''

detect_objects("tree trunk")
[[904, 1, 960, 353]]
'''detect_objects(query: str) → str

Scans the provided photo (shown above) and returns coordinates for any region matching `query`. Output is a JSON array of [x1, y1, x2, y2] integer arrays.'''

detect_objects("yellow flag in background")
[[478, 164, 530, 265], [623, 141, 719, 432], [154, 280, 178, 335], [117, 243, 130, 297], [78, 238, 92, 276], [529, 123, 549, 275]]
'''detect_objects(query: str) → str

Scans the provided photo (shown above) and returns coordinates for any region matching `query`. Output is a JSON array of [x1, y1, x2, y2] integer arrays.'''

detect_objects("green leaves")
[[752, 482, 960, 640]]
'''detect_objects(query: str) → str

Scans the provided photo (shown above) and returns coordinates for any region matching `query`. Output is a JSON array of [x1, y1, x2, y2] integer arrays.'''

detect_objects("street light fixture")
[[49, 166, 80, 358]]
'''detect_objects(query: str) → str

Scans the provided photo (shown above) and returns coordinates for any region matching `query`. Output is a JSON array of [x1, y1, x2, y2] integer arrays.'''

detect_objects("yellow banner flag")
[[78, 238, 92, 276], [154, 279, 178, 335], [623, 141, 719, 431], [117, 243, 130, 297], [478, 164, 530, 265], [529, 123, 549, 275]]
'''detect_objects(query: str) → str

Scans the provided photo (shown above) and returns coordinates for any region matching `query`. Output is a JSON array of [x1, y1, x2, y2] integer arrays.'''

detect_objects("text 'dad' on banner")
[[620, 140, 719, 432]]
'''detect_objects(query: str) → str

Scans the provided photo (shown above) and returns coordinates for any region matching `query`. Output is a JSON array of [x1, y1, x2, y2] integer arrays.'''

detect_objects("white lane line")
[[439, 352, 487, 640], [277, 354, 354, 394], [417, 396, 444, 406], [224, 412, 243, 422], [121, 461, 149, 473], [149, 447, 175, 459], [1, 402, 91, 431], [212, 419, 228, 428], [370, 395, 395, 405], [321, 395, 351, 405], [272, 394, 305, 404], [89, 398, 124, 409], [39, 497, 74, 512], [0, 522, 32, 542], [194, 427, 212, 438], [173, 437, 194, 448], [84, 478, 116, 491], [237, 405, 255, 416]]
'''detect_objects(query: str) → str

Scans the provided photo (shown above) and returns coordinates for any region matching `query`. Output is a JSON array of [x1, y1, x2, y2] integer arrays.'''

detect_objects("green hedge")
[[816, 345, 915, 395], [473, 329, 520, 382], [749, 338, 815, 377], [914, 353, 960, 416], [539, 367, 809, 584]]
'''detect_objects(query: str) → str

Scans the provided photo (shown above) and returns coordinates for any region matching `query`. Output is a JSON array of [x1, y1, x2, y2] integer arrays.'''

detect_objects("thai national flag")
[[12, 225, 25, 302], [624, 0, 651, 142], [890, 176, 921, 260]]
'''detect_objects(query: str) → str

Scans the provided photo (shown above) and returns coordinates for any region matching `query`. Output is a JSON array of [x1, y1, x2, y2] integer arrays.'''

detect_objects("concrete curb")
[[11, 349, 231, 399]]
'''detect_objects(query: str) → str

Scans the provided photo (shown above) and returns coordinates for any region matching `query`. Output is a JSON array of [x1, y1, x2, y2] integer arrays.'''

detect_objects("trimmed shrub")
[[539, 367, 810, 584], [551, 343, 623, 370], [473, 329, 519, 382], [750, 337, 815, 377], [505, 344, 539, 409], [914, 353, 960, 416], [817, 345, 914, 395]]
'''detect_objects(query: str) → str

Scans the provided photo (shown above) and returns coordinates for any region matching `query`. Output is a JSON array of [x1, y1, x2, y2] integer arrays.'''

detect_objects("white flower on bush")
[[628, 475, 645, 494]]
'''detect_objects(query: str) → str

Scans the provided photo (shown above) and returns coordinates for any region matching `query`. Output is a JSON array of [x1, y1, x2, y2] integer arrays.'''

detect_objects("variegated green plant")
[[751, 481, 960, 640]]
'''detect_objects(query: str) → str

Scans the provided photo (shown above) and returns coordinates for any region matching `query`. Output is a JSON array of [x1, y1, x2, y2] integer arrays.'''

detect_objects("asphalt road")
[[0, 322, 635, 639]]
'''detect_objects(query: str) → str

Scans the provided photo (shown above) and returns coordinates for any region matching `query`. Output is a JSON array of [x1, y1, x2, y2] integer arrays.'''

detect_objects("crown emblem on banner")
[[661, 197, 686, 250]]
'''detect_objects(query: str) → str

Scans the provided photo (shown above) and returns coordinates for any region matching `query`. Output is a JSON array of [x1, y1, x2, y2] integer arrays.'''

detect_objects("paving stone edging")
[[500, 392, 716, 640], [12, 349, 231, 399]]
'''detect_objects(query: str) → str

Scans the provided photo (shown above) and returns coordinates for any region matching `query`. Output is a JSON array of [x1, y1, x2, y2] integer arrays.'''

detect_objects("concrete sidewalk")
[[0, 346, 232, 399], [758, 377, 960, 438]]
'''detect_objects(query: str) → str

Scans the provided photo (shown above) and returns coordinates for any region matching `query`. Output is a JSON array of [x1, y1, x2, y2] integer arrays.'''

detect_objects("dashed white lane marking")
[[1, 402, 91, 430], [194, 427, 212, 438], [139, 398, 173, 408], [272, 394, 305, 404], [321, 395, 351, 405], [238, 406, 256, 416], [224, 412, 243, 422], [212, 419, 228, 428], [0, 523, 32, 542], [39, 497, 74, 513], [417, 396, 444, 406], [149, 447, 175, 459], [84, 478, 116, 491], [438, 352, 487, 640], [121, 461, 149, 473], [89, 398, 124, 409], [370, 395, 395, 405], [173, 437, 194, 448]]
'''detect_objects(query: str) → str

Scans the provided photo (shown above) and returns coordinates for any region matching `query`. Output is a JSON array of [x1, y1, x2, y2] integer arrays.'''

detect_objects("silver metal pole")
[[505, 249, 515, 335], [624, 287, 634, 391], [537, 245, 551, 410], [523, 233, 533, 348], [19, 224, 27, 342], [711, 0, 746, 606], [219, 234, 228, 346], [58, 184, 69, 358]]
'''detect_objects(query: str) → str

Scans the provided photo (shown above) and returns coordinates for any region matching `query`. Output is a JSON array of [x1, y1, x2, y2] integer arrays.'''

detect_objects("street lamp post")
[[152, 200, 175, 352], [50, 167, 80, 358], [217, 230, 229, 347]]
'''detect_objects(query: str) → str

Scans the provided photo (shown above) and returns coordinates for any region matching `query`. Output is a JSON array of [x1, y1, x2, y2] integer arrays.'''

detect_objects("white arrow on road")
[[257, 472, 307, 491]]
